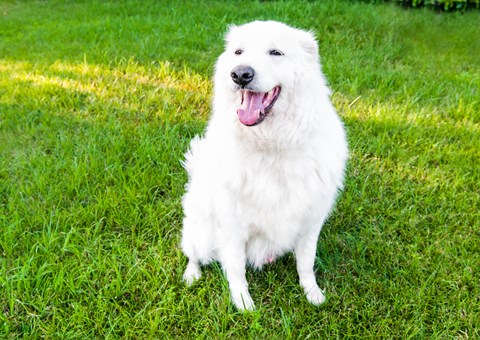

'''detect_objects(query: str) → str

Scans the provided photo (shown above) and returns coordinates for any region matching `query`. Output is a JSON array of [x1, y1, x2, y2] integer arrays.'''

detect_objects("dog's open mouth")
[[237, 86, 281, 126]]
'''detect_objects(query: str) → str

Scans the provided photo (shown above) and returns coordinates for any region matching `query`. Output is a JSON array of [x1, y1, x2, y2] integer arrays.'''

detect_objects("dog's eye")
[[234, 49, 243, 55], [269, 49, 284, 56]]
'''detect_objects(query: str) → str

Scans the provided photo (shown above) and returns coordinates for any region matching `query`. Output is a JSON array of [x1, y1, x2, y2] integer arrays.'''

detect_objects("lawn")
[[1, 0, 479, 338]]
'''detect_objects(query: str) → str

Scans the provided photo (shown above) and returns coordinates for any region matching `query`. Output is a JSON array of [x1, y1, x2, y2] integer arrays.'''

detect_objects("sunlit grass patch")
[[0, 58, 211, 124]]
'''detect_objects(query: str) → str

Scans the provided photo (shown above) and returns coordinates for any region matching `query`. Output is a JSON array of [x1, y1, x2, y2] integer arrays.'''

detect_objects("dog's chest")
[[230, 150, 324, 226]]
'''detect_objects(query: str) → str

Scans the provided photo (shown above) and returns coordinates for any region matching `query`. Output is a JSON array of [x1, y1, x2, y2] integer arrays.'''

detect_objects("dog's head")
[[214, 21, 323, 127]]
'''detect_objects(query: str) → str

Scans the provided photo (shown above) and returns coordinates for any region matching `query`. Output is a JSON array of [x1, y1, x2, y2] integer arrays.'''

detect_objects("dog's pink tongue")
[[237, 91, 264, 126]]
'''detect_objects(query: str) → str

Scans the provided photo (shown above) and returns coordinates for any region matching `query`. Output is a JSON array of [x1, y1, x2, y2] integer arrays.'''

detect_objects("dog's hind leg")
[[181, 215, 213, 284], [183, 259, 202, 285]]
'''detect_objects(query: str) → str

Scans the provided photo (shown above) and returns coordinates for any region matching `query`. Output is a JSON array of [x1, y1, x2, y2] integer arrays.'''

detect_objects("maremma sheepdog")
[[181, 20, 348, 310]]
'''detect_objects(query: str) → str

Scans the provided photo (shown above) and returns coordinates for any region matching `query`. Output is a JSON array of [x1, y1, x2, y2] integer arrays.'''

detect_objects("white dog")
[[181, 20, 348, 310]]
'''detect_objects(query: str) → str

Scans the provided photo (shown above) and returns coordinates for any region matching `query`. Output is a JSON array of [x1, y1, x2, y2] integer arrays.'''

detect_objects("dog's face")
[[214, 21, 320, 126]]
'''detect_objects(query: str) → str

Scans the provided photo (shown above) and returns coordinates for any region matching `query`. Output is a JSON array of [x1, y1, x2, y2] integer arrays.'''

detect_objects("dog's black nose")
[[231, 66, 255, 86]]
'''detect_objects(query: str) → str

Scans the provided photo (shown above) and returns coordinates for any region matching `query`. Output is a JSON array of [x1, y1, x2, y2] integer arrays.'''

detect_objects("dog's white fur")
[[181, 21, 348, 310]]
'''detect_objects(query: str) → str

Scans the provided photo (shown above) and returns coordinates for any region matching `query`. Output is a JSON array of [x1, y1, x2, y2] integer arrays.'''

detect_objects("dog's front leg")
[[218, 240, 255, 311], [295, 230, 326, 306]]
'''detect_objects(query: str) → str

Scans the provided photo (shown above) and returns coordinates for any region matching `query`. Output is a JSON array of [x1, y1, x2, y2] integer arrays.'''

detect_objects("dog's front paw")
[[305, 286, 326, 306], [183, 261, 201, 285], [232, 291, 255, 311]]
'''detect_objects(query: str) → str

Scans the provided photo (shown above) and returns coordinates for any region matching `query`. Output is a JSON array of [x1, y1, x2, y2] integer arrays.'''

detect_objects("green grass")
[[1, 0, 479, 337]]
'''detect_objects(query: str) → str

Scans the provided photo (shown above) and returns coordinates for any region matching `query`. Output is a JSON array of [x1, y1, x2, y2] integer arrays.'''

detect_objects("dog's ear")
[[224, 24, 239, 44], [299, 30, 320, 60]]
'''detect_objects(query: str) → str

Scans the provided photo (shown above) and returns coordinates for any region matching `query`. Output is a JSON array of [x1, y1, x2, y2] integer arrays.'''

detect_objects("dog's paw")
[[305, 286, 326, 306], [232, 291, 255, 311], [183, 261, 201, 285]]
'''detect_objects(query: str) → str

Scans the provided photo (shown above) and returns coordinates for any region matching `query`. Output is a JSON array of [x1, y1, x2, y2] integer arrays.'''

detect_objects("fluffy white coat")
[[181, 21, 348, 310]]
